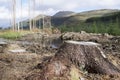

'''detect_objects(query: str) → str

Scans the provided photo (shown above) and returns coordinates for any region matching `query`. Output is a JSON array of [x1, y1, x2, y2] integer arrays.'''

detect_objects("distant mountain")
[[53, 11, 76, 18], [68, 9, 119, 21], [34, 14, 51, 20], [20, 9, 120, 35], [51, 9, 120, 26]]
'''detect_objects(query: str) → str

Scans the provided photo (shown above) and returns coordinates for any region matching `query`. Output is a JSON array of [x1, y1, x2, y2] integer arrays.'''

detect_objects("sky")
[[0, 0, 120, 28]]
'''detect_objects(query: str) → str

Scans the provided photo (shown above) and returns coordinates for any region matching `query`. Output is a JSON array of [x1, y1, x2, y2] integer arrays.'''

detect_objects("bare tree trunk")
[[42, 15, 44, 29], [18, 22, 20, 32], [12, 0, 16, 31], [28, 0, 32, 31], [33, 0, 36, 29], [21, 0, 23, 31]]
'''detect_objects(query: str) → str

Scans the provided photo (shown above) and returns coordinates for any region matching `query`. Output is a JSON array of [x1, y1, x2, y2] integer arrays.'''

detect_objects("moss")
[[70, 66, 82, 80]]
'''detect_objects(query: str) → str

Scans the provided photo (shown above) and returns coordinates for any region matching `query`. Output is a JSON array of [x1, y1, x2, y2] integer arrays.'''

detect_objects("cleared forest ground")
[[0, 31, 120, 80]]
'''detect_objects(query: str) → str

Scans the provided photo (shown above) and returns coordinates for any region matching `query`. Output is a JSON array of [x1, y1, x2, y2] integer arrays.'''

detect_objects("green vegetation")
[[0, 31, 23, 39], [53, 11, 120, 36], [0, 30, 31, 39], [58, 15, 120, 35], [70, 66, 81, 80]]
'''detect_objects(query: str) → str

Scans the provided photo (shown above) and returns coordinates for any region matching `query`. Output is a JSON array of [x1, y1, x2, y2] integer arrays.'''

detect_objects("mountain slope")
[[20, 9, 120, 35], [53, 9, 120, 35], [52, 9, 120, 26], [53, 11, 76, 18]]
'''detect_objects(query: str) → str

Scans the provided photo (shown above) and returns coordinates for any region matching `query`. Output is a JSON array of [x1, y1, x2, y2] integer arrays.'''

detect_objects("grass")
[[0, 28, 52, 40], [0, 28, 53, 40], [0, 30, 31, 40]]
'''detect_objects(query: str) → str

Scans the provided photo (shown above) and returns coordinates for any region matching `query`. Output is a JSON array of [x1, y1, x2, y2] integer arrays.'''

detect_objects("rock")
[[0, 41, 8, 53]]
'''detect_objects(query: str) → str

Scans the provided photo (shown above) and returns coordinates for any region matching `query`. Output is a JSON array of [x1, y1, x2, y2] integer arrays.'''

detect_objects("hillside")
[[52, 9, 120, 26], [20, 9, 120, 35], [51, 9, 120, 35], [51, 11, 76, 26], [53, 11, 76, 18]]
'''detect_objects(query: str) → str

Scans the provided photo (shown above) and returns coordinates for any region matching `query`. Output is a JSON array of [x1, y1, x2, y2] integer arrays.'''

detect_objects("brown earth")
[[0, 31, 120, 80]]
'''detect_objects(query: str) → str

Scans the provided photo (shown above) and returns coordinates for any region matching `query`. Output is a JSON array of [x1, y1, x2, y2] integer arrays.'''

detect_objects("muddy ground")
[[0, 31, 120, 80]]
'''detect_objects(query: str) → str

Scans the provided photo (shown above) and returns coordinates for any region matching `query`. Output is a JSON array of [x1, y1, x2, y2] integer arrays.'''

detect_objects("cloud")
[[0, 0, 120, 27], [0, 6, 10, 19], [0, 0, 8, 3]]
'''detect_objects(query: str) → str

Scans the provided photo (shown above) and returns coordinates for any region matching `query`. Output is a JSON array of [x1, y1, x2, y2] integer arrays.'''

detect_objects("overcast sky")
[[0, 0, 120, 27]]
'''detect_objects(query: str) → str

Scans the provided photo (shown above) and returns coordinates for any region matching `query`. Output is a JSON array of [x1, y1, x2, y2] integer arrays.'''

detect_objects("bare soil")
[[0, 32, 120, 80]]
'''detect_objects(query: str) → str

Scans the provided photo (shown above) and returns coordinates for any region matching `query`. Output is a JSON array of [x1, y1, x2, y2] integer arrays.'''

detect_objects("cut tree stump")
[[26, 41, 120, 80], [55, 41, 120, 75]]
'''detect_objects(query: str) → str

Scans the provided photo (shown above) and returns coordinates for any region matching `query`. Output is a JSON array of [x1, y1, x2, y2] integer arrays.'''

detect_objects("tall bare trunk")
[[12, 0, 16, 31], [29, 0, 32, 31], [33, 0, 36, 29], [20, 0, 23, 31]]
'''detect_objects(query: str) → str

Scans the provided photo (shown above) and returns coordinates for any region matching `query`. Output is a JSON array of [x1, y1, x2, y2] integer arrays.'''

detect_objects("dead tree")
[[26, 41, 120, 80], [12, 0, 16, 31], [33, 0, 36, 29], [20, 0, 23, 30], [28, 0, 32, 31]]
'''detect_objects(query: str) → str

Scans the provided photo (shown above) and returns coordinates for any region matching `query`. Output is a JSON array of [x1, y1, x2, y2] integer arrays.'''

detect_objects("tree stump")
[[26, 41, 120, 80], [55, 41, 120, 75]]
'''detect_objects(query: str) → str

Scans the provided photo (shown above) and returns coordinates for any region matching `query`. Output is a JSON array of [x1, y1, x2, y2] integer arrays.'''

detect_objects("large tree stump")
[[55, 41, 120, 74], [26, 41, 120, 80]]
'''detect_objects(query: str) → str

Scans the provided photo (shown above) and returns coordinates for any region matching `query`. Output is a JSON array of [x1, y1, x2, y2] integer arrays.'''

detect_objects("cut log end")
[[65, 40, 100, 46], [56, 41, 120, 75]]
